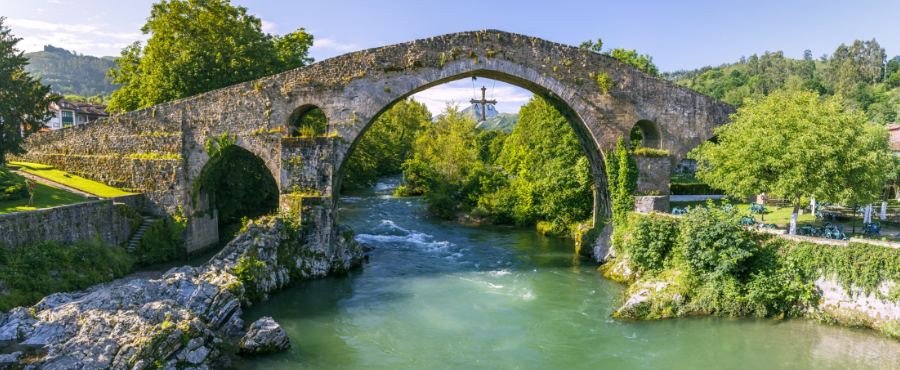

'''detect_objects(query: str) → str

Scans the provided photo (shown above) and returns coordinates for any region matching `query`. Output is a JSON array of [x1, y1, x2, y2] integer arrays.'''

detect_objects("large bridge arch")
[[329, 61, 612, 224], [13, 29, 735, 255]]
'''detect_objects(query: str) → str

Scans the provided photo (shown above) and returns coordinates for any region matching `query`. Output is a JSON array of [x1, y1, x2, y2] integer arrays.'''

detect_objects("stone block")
[[634, 195, 669, 214]]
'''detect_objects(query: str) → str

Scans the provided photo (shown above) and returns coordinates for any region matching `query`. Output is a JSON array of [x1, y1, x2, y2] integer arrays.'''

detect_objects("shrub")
[[677, 202, 756, 277], [231, 255, 268, 302], [0, 237, 133, 311], [625, 214, 678, 271], [0, 167, 28, 201], [134, 216, 186, 266], [670, 183, 725, 195], [396, 158, 439, 196], [632, 148, 670, 157]]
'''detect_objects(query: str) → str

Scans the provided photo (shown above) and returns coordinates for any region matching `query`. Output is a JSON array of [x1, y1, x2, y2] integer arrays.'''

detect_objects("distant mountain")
[[461, 103, 518, 132], [24, 45, 118, 97]]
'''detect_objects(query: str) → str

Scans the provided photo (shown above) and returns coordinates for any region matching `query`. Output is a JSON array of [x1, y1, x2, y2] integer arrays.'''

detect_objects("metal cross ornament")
[[469, 86, 497, 121]]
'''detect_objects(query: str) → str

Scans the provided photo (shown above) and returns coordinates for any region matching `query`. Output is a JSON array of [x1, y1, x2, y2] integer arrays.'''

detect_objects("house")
[[889, 124, 900, 151], [46, 98, 110, 130]]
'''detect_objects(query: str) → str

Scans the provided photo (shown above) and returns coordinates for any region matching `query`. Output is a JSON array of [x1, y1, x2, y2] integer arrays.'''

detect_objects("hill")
[[24, 45, 118, 97], [460, 103, 519, 132], [662, 40, 900, 125]]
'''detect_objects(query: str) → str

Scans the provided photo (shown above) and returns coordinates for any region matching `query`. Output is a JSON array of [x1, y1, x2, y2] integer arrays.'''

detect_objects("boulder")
[[238, 317, 290, 355]]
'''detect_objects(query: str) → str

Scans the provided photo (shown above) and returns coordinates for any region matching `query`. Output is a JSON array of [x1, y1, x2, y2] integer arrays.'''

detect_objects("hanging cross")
[[470, 86, 497, 121]]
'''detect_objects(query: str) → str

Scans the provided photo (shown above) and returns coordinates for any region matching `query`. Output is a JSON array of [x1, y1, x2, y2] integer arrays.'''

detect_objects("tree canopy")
[[107, 0, 313, 112], [695, 90, 894, 231], [578, 38, 659, 76], [0, 17, 57, 164]]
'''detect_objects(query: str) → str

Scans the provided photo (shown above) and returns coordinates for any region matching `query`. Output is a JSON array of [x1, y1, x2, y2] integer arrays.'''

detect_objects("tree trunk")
[[790, 200, 800, 235]]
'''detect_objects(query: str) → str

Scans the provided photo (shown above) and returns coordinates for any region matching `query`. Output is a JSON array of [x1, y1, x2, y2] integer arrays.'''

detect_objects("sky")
[[4, 0, 900, 113]]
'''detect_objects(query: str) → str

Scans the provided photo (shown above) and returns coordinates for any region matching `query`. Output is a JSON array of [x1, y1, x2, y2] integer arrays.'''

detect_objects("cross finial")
[[469, 86, 497, 121]]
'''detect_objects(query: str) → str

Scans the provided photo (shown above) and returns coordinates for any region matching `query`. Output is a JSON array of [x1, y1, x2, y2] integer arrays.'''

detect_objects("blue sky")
[[5, 0, 900, 113]]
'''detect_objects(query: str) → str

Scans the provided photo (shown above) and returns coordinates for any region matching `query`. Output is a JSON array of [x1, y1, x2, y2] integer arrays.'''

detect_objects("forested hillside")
[[24, 45, 117, 97], [662, 39, 900, 124]]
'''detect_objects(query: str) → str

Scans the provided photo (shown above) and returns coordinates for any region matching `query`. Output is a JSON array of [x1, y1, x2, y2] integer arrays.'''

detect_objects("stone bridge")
[[14, 30, 735, 256]]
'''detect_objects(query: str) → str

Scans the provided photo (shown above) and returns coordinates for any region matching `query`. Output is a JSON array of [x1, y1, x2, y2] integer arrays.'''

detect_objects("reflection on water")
[[233, 176, 900, 370]]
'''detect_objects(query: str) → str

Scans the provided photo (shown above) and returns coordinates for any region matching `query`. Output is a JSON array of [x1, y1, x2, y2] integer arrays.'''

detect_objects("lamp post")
[[852, 203, 859, 234]]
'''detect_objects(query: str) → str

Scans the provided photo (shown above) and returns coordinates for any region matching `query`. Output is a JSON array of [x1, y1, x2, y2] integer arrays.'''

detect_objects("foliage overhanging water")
[[234, 177, 900, 369]]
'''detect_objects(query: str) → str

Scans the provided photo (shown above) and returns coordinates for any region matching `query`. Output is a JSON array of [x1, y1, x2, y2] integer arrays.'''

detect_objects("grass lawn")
[[670, 199, 817, 226], [0, 182, 89, 215], [9, 162, 133, 198]]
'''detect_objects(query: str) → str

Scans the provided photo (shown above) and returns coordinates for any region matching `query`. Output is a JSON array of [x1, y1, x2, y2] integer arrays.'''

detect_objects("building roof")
[[52, 99, 110, 117]]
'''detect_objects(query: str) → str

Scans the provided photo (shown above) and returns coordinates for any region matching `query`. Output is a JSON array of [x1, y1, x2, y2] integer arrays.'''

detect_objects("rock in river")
[[238, 317, 291, 355]]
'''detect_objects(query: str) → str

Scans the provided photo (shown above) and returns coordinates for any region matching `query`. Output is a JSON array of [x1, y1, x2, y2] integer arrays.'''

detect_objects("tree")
[[606, 48, 660, 76], [695, 90, 894, 234], [0, 18, 57, 164], [107, 0, 313, 112], [342, 98, 431, 189], [579, 39, 603, 53]]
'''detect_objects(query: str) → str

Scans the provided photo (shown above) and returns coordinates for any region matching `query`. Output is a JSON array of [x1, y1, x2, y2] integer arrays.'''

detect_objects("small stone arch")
[[288, 104, 328, 137], [630, 120, 661, 149]]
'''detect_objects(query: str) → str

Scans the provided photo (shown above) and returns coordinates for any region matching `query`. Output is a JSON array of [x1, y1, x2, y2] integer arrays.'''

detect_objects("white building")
[[46, 98, 110, 130]]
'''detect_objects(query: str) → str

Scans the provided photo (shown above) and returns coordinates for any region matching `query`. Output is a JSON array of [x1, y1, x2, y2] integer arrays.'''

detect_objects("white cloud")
[[311, 37, 357, 53], [7, 18, 100, 33], [93, 31, 142, 41], [412, 79, 533, 115], [261, 20, 277, 34]]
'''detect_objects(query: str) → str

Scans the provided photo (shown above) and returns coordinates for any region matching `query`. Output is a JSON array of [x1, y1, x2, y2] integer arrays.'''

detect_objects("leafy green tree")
[[107, 0, 313, 112], [343, 98, 431, 189], [695, 90, 894, 234], [0, 18, 58, 164], [606, 48, 659, 76], [579, 38, 603, 53]]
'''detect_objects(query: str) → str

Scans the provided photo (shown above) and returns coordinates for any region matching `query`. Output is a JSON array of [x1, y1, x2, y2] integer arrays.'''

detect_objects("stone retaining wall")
[[0, 200, 139, 249]]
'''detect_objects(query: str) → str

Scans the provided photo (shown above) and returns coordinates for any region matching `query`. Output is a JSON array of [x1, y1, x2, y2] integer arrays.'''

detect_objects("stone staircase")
[[127, 218, 156, 252]]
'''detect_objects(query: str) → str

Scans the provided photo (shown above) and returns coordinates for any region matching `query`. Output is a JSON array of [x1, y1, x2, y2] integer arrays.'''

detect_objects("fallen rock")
[[238, 317, 290, 355], [0, 351, 22, 363]]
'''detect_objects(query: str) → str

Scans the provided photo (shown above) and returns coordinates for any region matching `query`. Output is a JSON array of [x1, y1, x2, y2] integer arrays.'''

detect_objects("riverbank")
[[0, 217, 363, 369], [603, 210, 900, 341]]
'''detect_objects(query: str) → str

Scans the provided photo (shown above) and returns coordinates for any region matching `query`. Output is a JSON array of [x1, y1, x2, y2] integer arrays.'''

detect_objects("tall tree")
[[0, 18, 57, 164], [342, 98, 432, 189], [107, 0, 314, 112], [695, 90, 894, 235]]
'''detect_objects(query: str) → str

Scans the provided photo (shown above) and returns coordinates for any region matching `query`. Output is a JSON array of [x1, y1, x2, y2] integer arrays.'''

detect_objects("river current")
[[233, 177, 900, 369]]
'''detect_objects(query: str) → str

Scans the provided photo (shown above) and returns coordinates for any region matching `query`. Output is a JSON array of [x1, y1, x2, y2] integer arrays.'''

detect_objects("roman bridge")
[[14, 30, 735, 257]]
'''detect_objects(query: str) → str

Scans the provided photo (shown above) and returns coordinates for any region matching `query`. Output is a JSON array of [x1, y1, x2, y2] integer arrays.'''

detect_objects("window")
[[61, 111, 73, 127]]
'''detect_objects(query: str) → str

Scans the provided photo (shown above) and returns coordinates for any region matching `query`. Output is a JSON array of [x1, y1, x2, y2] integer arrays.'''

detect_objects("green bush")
[[669, 183, 725, 195], [396, 158, 439, 196], [232, 255, 268, 302], [677, 203, 756, 277], [0, 167, 28, 201], [625, 214, 678, 271], [134, 216, 186, 266], [0, 237, 133, 311]]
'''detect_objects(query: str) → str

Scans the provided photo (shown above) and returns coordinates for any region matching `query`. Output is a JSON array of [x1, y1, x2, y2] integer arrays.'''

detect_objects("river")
[[231, 177, 900, 369]]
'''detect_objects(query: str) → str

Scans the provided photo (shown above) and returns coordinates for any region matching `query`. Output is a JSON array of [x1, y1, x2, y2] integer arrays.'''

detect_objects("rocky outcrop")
[[238, 317, 290, 355], [0, 217, 363, 369]]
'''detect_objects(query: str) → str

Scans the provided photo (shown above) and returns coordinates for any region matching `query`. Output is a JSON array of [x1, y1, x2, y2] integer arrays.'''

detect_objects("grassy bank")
[[0, 167, 89, 214], [9, 162, 133, 198], [0, 237, 133, 311], [605, 206, 900, 339]]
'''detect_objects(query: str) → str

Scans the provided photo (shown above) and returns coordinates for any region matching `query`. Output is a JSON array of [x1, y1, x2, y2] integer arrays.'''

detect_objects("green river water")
[[229, 178, 900, 369]]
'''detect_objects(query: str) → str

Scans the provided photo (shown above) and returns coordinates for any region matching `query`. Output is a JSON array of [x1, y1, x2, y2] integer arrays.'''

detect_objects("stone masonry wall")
[[0, 200, 139, 249], [634, 155, 671, 195]]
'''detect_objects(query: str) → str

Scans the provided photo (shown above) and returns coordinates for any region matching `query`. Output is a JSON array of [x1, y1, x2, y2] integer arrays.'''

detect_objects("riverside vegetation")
[[608, 205, 900, 339]]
